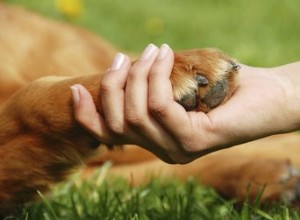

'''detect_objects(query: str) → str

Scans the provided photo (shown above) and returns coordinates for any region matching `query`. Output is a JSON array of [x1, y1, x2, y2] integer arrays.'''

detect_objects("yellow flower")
[[55, 0, 83, 18]]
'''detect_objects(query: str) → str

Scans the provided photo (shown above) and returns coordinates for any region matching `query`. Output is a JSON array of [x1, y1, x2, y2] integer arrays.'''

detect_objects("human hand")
[[71, 44, 299, 164], [72, 44, 193, 163]]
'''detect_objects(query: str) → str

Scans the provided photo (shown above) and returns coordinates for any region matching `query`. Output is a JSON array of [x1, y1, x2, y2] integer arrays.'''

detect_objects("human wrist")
[[271, 62, 300, 132], [224, 64, 297, 139]]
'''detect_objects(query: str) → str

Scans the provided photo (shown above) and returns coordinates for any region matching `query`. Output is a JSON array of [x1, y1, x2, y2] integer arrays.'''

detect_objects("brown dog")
[[0, 3, 299, 214]]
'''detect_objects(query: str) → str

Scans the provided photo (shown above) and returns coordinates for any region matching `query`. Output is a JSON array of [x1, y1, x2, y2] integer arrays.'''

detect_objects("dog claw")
[[277, 165, 300, 203], [230, 61, 241, 71], [195, 74, 209, 86]]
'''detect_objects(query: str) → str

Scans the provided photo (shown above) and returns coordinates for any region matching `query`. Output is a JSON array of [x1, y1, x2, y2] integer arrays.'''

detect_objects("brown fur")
[[94, 134, 300, 202], [0, 3, 299, 214]]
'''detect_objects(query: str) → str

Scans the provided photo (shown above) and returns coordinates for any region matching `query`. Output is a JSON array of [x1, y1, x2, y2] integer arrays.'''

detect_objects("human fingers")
[[125, 43, 159, 128], [71, 84, 111, 142], [124, 44, 197, 163], [124, 44, 171, 152], [70, 50, 178, 163], [100, 53, 131, 136], [71, 82, 176, 163], [72, 46, 196, 163], [147, 45, 194, 146], [123, 44, 191, 163], [148, 44, 188, 129]]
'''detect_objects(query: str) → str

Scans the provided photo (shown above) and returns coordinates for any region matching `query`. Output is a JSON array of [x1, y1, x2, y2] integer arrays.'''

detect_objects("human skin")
[[71, 44, 300, 164]]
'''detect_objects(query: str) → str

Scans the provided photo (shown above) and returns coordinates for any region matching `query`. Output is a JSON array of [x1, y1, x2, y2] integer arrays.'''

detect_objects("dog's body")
[[0, 4, 300, 214]]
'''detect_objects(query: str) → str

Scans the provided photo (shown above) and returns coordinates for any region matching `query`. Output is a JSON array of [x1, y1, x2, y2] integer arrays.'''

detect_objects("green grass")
[[17, 166, 300, 220], [3, 0, 300, 219]]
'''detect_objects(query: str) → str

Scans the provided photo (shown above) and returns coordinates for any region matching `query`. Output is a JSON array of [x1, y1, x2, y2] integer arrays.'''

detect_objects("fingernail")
[[140, 43, 157, 60], [157, 44, 170, 60], [110, 53, 126, 70], [70, 85, 80, 106]]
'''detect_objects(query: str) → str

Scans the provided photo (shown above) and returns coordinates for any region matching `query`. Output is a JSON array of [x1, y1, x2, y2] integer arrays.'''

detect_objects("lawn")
[[3, 0, 300, 219], [19, 167, 300, 220], [6, 0, 300, 66]]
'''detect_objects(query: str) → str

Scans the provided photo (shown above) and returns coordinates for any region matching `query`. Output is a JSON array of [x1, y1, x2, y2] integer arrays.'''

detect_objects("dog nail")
[[195, 74, 209, 86], [232, 64, 241, 70], [230, 61, 241, 71]]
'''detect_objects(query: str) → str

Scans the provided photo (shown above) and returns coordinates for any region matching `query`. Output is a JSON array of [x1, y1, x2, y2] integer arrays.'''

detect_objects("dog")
[[0, 3, 299, 215]]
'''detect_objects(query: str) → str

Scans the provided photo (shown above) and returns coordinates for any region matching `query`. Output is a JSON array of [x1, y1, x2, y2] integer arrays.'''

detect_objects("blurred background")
[[4, 0, 300, 66]]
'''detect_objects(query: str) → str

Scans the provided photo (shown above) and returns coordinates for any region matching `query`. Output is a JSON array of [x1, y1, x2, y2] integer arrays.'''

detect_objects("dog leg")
[[0, 74, 104, 212], [97, 138, 300, 203]]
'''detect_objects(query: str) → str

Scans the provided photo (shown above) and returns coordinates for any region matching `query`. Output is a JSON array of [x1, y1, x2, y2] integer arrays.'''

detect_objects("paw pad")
[[177, 92, 198, 111]]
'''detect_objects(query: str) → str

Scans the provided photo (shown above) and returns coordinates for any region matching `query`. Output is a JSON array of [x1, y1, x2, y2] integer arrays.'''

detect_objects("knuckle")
[[100, 84, 112, 94], [181, 141, 197, 155], [180, 140, 207, 158], [106, 120, 124, 135], [125, 108, 144, 127], [149, 99, 168, 117], [128, 64, 140, 76], [126, 73, 139, 85], [127, 117, 143, 128], [127, 64, 145, 83], [181, 146, 195, 156], [100, 80, 116, 94]]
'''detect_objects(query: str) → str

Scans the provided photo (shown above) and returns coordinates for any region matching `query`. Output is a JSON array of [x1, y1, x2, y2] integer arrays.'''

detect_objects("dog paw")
[[221, 160, 300, 203], [171, 48, 240, 112], [261, 161, 300, 203]]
